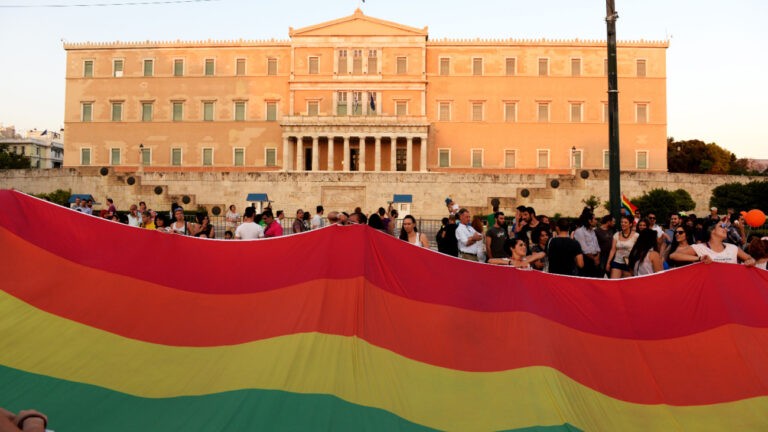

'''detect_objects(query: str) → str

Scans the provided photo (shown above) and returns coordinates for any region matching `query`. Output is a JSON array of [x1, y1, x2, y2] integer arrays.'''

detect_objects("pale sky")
[[0, 0, 766, 158]]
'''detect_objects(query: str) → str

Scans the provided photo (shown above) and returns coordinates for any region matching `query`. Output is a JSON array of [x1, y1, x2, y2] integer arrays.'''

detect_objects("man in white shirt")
[[311, 205, 325, 230], [126, 204, 142, 227], [235, 207, 265, 240], [573, 212, 601, 277], [455, 208, 483, 262]]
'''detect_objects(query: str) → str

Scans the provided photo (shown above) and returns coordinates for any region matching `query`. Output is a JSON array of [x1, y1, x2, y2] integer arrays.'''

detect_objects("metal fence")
[[199, 215, 446, 249]]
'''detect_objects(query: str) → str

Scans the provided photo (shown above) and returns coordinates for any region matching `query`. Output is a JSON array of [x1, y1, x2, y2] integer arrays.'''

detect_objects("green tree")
[[0, 143, 31, 169], [631, 188, 695, 223], [667, 137, 754, 175], [710, 181, 768, 212], [581, 195, 601, 211], [33, 189, 72, 207]]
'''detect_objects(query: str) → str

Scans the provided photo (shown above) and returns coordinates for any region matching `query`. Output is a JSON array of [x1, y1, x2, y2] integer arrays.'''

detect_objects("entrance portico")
[[281, 115, 429, 172]]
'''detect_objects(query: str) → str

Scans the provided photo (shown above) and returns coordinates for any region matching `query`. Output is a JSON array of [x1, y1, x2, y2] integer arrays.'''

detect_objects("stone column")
[[374, 136, 381, 172], [327, 137, 334, 171], [282, 136, 292, 171], [406, 136, 413, 172], [419, 135, 428, 172], [359, 137, 366, 172], [343, 136, 350, 172], [296, 139, 304, 172], [311, 136, 319, 171], [390, 137, 397, 171]]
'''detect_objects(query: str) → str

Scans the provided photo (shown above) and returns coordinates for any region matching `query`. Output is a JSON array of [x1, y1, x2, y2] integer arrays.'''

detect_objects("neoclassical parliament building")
[[63, 9, 668, 173]]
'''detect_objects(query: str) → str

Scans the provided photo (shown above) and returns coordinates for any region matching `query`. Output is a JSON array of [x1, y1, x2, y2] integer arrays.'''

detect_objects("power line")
[[0, 0, 219, 8]]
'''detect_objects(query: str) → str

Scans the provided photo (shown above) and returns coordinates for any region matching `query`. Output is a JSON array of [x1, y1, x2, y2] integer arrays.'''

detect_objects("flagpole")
[[606, 0, 622, 222]]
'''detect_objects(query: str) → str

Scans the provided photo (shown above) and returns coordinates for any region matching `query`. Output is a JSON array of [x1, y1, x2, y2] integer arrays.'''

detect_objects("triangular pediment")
[[289, 9, 427, 38]]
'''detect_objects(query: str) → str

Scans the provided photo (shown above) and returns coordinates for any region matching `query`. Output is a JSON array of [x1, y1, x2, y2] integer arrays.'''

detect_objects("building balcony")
[[280, 115, 429, 127]]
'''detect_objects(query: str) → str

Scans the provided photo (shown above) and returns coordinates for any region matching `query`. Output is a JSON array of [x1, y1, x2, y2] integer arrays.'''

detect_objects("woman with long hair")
[[194, 213, 215, 238], [747, 237, 768, 270], [628, 229, 663, 276], [530, 227, 550, 272], [398, 215, 429, 248], [606, 215, 639, 278], [225, 204, 239, 232], [664, 225, 694, 268], [488, 238, 545, 269], [671, 222, 756, 265]]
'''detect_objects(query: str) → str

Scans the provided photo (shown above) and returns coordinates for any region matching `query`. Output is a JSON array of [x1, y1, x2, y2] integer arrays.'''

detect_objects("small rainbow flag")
[[621, 193, 638, 215]]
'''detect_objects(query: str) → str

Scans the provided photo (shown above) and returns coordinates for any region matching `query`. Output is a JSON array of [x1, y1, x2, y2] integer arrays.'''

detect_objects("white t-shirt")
[[235, 222, 264, 240], [691, 243, 739, 264], [311, 214, 324, 230], [127, 213, 141, 227]]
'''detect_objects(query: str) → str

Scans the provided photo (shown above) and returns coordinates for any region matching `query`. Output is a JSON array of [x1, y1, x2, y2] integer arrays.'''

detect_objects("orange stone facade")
[[63, 9, 668, 172]]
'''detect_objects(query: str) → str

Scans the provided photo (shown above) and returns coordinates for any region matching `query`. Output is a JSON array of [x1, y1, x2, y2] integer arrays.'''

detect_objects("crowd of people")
[[439, 202, 765, 277], [72, 196, 767, 276]]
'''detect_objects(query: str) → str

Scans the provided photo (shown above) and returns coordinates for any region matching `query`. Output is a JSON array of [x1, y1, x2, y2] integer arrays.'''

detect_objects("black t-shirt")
[[547, 237, 583, 276], [486, 226, 510, 258]]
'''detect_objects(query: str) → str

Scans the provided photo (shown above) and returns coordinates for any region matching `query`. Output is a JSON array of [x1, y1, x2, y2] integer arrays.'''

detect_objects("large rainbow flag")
[[1, 189, 767, 431]]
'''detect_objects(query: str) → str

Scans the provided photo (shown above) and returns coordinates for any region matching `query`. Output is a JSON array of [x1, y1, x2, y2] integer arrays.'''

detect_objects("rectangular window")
[[396, 147, 407, 171], [637, 151, 649, 170], [80, 148, 91, 165], [267, 58, 277, 76], [234, 101, 246, 121], [438, 102, 450, 121], [236, 58, 246, 76], [308, 56, 319, 75], [337, 91, 347, 115], [438, 148, 450, 168], [113, 59, 123, 77], [636, 103, 648, 124], [352, 92, 362, 115], [110, 148, 121, 165], [396, 56, 407, 75], [337, 50, 347, 75], [141, 148, 151, 166], [171, 148, 182, 166], [395, 101, 407, 116], [266, 102, 277, 121], [637, 59, 646, 77], [143, 59, 153, 77], [142, 102, 153, 122], [603, 150, 610, 169], [352, 50, 363, 74], [471, 102, 483, 121], [571, 58, 581, 77], [471, 149, 483, 168], [172, 102, 183, 121], [505, 57, 516, 76], [538, 58, 549, 76], [174, 59, 184, 76], [81, 103, 92, 122], [83, 60, 93, 77], [204, 58, 215, 76], [504, 102, 517, 122], [234, 148, 244, 166], [572, 149, 583, 169], [203, 148, 213, 166], [307, 101, 319, 116], [570, 103, 583, 122], [439, 57, 450, 76], [111, 102, 123, 122], [203, 102, 214, 121], [367, 50, 378, 74], [537, 103, 549, 122], [472, 58, 483, 76], [504, 150, 516, 168], [537, 150, 549, 168], [265, 148, 277, 167]]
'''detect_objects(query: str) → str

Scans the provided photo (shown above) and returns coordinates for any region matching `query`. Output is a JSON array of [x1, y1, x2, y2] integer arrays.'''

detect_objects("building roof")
[[289, 8, 427, 38]]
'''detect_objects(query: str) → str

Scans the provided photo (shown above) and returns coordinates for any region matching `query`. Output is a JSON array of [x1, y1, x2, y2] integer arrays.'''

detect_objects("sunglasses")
[[719, 223, 728, 228], [675, 230, 685, 235]]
